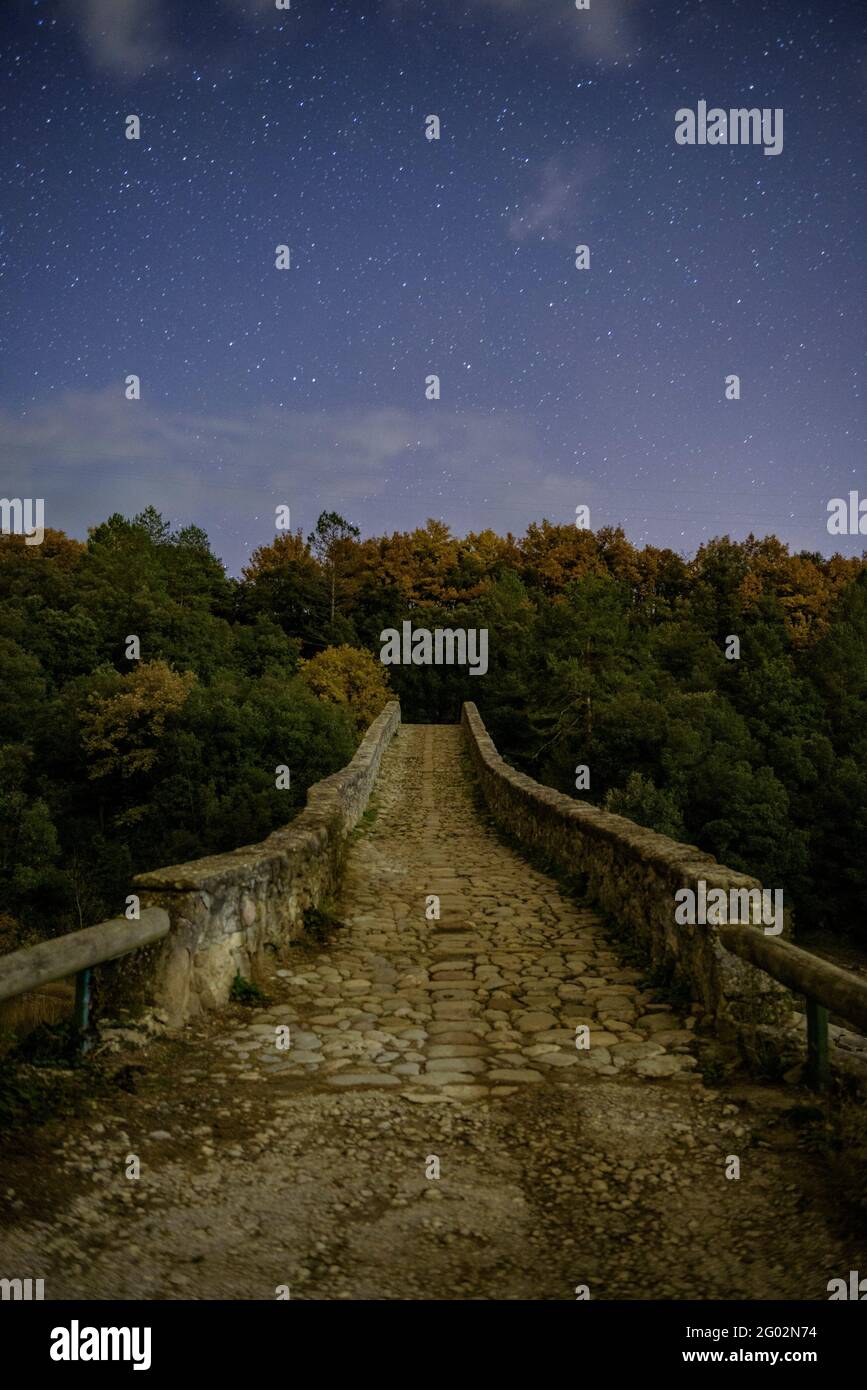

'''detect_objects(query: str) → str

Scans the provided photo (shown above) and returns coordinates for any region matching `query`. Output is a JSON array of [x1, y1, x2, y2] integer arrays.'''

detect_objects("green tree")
[[307, 511, 361, 628]]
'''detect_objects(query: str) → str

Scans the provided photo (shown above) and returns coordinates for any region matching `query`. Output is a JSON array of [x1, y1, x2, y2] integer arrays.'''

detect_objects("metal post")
[[74, 966, 93, 1055], [805, 997, 829, 1091]]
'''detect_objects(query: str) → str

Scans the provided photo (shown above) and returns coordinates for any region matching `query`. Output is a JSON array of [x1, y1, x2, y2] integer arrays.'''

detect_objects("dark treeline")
[[1, 508, 865, 950]]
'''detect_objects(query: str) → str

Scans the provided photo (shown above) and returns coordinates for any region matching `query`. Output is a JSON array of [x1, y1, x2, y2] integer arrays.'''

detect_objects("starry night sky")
[[1, 0, 865, 573]]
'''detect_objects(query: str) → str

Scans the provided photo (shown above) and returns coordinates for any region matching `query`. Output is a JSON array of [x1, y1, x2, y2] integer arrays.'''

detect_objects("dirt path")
[[0, 725, 861, 1299]]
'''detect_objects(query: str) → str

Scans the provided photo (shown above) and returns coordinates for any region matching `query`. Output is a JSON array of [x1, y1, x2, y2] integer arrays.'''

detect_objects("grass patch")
[[0, 1023, 121, 1133], [0, 1053, 150, 1135], [0, 1064, 66, 1131], [692, 1044, 731, 1088], [829, 1095, 867, 1230], [303, 901, 344, 945], [634, 960, 694, 1016], [229, 973, 271, 1006], [12, 1018, 83, 1068], [351, 799, 379, 839]]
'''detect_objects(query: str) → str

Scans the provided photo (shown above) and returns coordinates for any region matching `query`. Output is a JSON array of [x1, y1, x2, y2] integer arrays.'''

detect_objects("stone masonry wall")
[[103, 701, 401, 1028], [462, 701, 793, 1049]]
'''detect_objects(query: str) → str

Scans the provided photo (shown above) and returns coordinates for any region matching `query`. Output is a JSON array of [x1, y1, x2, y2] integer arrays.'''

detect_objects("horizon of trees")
[[1, 507, 865, 952]]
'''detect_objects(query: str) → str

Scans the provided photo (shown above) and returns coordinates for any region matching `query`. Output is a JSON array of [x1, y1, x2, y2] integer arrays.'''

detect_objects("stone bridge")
[[0, 709, 862, 1300]]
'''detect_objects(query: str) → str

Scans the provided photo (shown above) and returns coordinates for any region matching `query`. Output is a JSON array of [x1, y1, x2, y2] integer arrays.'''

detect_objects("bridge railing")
[[0, 702, 402, 1041], [717, 925, 867, 1090], [0, 908, 170, 1052], [463, 700, 867, 1093]]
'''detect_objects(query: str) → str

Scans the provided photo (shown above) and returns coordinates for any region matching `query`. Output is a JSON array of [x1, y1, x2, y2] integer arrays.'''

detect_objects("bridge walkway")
[[0, 725, 859, 1299]]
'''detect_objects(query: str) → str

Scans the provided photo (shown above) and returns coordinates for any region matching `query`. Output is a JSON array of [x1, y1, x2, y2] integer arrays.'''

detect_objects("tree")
[[4, 506, 867, 954], [307, 511, 361, 626], [79, 660, 196, 790], [0, 745, 64, 933], [241, 530, 327, 650], [133, 505, 172, 547], [299, 645, 391, 732], [605, 773, 685, 841]]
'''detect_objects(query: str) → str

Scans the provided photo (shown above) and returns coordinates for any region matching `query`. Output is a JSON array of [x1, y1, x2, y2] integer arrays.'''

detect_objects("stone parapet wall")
[[103, 701, 401, 1027], [461, 701, 792, 1046]]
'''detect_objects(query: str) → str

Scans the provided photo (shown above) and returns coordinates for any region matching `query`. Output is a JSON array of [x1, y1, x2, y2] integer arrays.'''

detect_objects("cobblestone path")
[[240, 724, 700, 1095], [1, 725, 861, 1300]]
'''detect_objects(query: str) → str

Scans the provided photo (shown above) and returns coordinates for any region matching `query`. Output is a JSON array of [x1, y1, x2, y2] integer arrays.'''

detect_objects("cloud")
[[63, 0, 642, 78], [567, 0, 643, 65], [220, 0, 290, 12], [61, 0, 166, 77], [385, 0, 643, 66], [507, 153, 603, 241], [0, 389, 590, 571], [60, 0, 296, 77]]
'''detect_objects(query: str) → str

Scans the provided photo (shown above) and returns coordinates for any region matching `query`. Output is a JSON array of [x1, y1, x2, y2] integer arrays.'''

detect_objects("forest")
[[1, 506, 865, 955]]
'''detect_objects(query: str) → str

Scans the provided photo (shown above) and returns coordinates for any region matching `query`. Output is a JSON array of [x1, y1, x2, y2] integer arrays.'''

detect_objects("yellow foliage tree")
[[80, 660, 196, 780], [299, 644, 391, 733]]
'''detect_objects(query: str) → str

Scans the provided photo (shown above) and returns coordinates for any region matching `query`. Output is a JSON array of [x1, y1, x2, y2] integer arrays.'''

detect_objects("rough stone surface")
[[104, 702, 401, 1027], [461, 702, 794, 1044], [0, 724, 861, 1300]]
